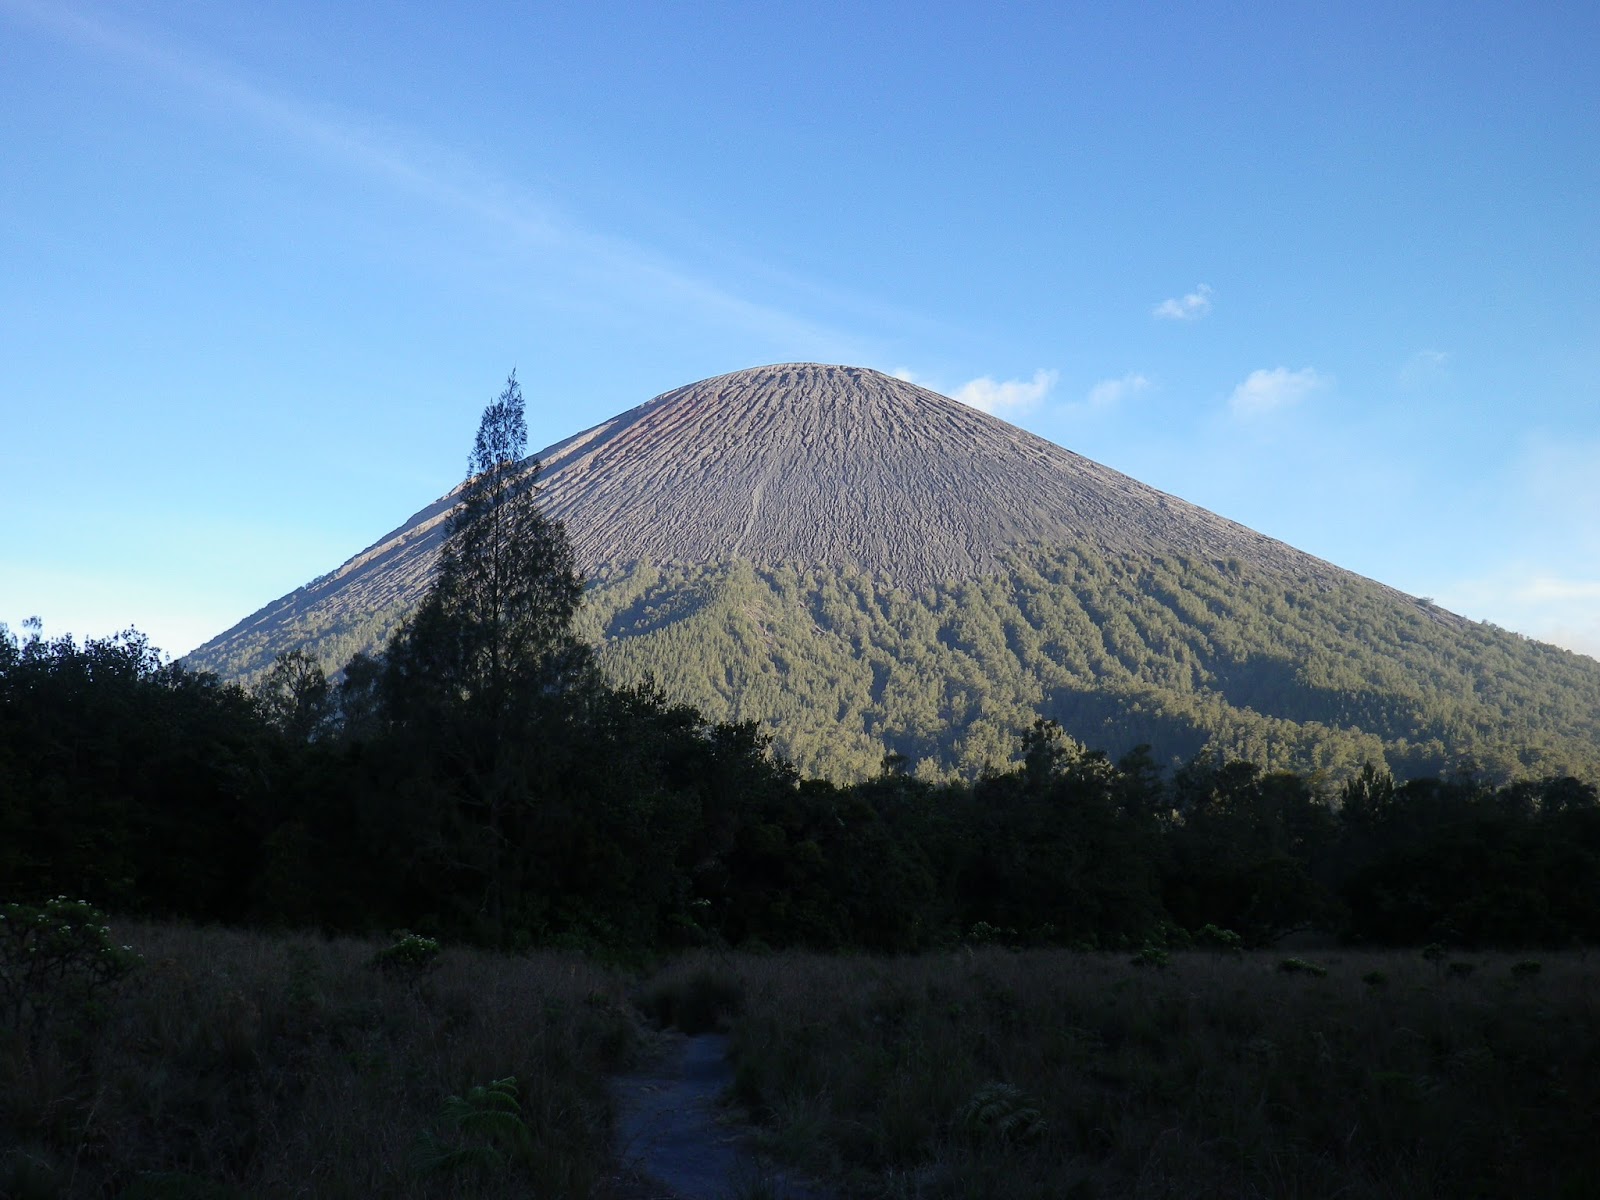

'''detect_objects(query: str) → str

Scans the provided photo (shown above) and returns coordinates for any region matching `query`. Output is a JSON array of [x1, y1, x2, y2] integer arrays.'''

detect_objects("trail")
[[610, 1032, 830, 1200]]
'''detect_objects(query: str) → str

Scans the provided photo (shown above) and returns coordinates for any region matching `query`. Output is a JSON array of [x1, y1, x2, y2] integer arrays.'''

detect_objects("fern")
[[961, 1082, 1046, 1144], [413, 1076, 531, 1176]]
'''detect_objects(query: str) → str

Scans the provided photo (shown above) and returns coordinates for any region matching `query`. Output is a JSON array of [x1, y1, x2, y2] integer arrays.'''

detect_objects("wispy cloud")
[[1423, 436, 1600, 660], [1517, 436, 1600, 555], [0, 0, 865, 355], [1228, 366, 1329, 418], [1084, 373, 1151, 409], [1399, 349, 1451, 387], [1440, 569, 1600, 661], [952, 369, 1060, 417], [1152, 283, 1214, 321]]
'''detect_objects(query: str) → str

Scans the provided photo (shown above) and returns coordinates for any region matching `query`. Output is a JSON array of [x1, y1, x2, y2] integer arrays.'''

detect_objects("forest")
[[4, 616, 1599, 955], [193, 529, 1600, 791]]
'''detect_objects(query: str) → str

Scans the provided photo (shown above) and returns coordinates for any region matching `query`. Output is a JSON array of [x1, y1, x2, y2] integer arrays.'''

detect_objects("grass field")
[[651, 946, 1600, 1199], [4, 923, 1598, 1198], [1, 921, 639, 1199]]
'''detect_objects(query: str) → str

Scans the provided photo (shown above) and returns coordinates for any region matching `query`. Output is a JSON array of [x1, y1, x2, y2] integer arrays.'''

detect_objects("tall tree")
[[380, 372, 592, 930], [254, 649, 334, 742], [386, 373, 589, 722]]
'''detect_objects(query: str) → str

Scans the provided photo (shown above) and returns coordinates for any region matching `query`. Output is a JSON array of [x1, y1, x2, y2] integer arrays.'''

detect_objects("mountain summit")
[[191, 364, 1600, 782], [529, 362, 1335, 585]]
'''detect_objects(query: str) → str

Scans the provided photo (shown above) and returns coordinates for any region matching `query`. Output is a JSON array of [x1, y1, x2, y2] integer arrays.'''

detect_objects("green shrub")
[[1276, 957, 1327, 977], [413, 1077, 530, 1175], [1196, 924, 1244, 953], [1362, 970, 1389, 988], [1448, 961, 1475, 979], [960, 1082, 1046, 1144], [965, 921, 1018, 948], [0, 898, 140, 1044], [1511, 960, 1542, 980], [1130, 943, 1170, 969], [368, 931, 441, 979], [639, 965, 744, 1033]]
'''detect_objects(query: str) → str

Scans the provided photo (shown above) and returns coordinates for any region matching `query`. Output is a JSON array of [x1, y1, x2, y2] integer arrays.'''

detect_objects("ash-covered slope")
[[536, 362, 1342, 584], [193, 364, 1409, 677]]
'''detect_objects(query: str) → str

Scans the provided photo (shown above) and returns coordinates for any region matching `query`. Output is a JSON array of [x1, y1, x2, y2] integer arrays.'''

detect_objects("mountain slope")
[[189, 364, 1600, 782]]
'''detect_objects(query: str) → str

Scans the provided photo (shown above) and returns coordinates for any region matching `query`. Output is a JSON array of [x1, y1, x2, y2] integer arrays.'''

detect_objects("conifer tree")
[[385, 372, 589, 727], [380, 372, 592, 931]]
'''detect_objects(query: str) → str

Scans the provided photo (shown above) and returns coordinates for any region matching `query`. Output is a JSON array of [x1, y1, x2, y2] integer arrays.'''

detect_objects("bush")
[[1276, 957, 1328, 977], [368, 931, 441, 980], [1129, 943, 1170, 969], [638, 962, 744, 1033], [965, 921, 1018, 948], [1196, 924, 1244, 953], [960, 1082, 1046, 1144], [0, 898, 140, 1045], [412, 1077, 530, 1175]]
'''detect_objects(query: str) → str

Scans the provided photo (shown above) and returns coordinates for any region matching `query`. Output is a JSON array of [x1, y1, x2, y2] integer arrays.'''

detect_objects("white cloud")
[[1437, 570, 1600, 662], [1152, 283, 1214, 321], [1424, 436, 1600, 661], [1399, 349, 1450, 387], [1228, 366, 1329, 418], [1084, 373, 1151, 409], [952, 369, 1060, 416]]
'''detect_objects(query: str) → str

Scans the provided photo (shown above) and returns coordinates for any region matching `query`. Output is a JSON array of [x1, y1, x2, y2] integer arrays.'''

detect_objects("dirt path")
[[610, 1031, 831, 1200]]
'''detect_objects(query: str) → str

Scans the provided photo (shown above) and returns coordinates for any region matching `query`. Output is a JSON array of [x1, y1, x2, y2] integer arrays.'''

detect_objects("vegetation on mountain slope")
[[574, 550, 1600, 784], [187, 545, 1600, 786]]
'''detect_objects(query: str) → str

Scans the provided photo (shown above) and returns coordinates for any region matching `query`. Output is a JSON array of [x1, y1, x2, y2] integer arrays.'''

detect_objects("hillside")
[[188, 364, 1600, 782]]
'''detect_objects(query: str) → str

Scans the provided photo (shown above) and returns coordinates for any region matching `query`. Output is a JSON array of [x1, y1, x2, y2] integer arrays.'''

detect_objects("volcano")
[[190, 364, 1600, 782]]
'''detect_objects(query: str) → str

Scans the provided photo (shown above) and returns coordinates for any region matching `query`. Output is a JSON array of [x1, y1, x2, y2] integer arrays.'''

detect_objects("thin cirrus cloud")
[[1228, 367, 1329, 418], [1441, 569, 1600, 662], [0, 0, 870, 356], [1433, 435, 1600, 661], [1152, 283, 1214, 321], [1399, 349, 1451, 387], [1084, 373, 1151, 409]]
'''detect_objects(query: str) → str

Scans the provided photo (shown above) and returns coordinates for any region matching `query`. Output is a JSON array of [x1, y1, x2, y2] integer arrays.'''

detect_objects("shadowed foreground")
[[5, 924, 1598, 1198]]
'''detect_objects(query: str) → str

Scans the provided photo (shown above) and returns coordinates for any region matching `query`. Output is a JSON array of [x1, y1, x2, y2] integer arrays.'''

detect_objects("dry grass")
[[0, 922, 642, 1199], [658, 947, 1600, 1199], [10, 930, 1599, 1199]]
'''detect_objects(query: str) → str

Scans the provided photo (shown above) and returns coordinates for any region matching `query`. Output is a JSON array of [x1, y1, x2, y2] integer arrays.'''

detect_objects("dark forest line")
[[4, 619, 1597, 955], [191, 544, 1600, 788]]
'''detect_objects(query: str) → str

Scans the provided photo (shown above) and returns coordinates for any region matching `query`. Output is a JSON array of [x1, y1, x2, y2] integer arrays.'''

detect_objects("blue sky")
[[3, 0, 1597, 659]]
